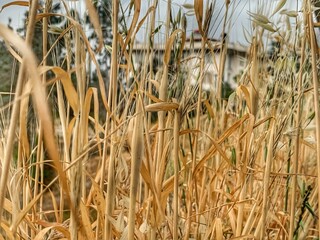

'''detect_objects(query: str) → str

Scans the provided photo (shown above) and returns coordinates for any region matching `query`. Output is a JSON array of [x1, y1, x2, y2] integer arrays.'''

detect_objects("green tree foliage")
[[0, 19, 18, 104]]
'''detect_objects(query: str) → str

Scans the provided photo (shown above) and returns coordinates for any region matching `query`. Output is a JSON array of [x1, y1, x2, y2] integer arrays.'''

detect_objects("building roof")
[[132, 38, 248, 55]]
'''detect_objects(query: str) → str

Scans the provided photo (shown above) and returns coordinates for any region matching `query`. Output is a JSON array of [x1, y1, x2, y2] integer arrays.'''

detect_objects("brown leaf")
[[85, 0, 103, 52], [194, 0, 204, 35], [0, 1, 29, 12]]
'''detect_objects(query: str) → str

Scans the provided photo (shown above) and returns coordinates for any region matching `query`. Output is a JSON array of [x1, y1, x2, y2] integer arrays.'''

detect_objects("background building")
[[132, 31, 247, 96]]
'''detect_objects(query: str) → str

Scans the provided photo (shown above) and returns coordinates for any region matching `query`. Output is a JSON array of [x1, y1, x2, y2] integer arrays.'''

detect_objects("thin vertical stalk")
[[156, 0, 171, 184], [260, 117, 275, 239], [185, 2, 213, 236], [70, 25, 85, 240], [34, 128, 43, 216], [236, 115, 254, 236], [0, 0, 38, 223], [147, 0, 159, 128], [56, 80, 70, 223], [32, 1, 51, 236], [184, 32, 206, 240], [307, 1, 320, 238], [250, 37, 258, 117], [139, 0, 157, 209], [288, 11, 306, 240], [173, 109, 180, 240], [63, 29, 72, 228], [105, 0, 119, 238], [128, 96, 144, 239], [152, 1, 171, 238], [138, 1, 159, 235], [70, 118, 81, 240], [217, 1, 229, 99], [153, 62, 168, 239]]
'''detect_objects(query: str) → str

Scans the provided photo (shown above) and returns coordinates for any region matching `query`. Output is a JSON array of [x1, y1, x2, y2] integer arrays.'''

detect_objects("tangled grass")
[[0, 0, 320, 239]]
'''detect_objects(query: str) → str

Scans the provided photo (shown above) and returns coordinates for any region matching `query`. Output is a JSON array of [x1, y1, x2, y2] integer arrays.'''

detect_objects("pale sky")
[[0, 0, 27, 29], [0, 0, 301, 45], [121, 0, 300, 45]]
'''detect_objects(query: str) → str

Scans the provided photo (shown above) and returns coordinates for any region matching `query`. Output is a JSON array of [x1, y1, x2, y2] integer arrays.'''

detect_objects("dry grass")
[[0, 0, 320, 239]]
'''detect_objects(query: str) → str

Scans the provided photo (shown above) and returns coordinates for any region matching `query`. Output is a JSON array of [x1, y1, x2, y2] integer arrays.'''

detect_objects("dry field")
[[0, 0, 320, 239]]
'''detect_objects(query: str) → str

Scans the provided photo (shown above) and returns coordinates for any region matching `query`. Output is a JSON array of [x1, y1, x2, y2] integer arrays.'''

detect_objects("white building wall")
[[132, 41, 247, 94]]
